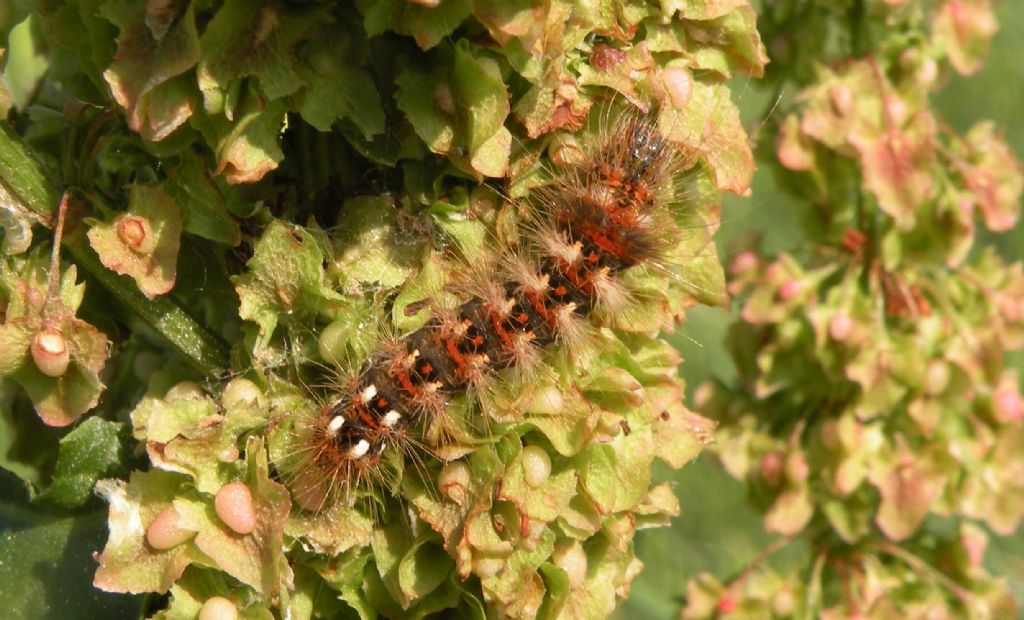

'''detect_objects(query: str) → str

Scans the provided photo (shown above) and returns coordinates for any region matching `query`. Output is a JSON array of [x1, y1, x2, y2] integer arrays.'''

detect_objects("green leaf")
[[190, 88, 288, 185], [100, 0, 201, 141], [359, 0, 472, 50], [130, 391, 265, 495], [0, 468, 142, 619], [65, 233, 230, 376], [163, 156, 243, 247], [330, 195, 430, 291], [232, 220, 344, 352], [2, 15, 48, 110], [35, 417, 128, 510], [297, 31, 385, 137], [395, 40, 512, 178], [497, 449, 578, 524], [198, 0, 327, 107]]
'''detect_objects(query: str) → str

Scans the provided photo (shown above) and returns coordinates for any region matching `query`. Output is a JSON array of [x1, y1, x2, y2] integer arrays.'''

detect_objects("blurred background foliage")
[[621, 3, 1024, 618]]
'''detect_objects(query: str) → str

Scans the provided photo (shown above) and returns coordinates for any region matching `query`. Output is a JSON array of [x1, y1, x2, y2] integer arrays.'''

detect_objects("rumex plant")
[[0, 1, 764, 618], [681, 1, 1024, 618]]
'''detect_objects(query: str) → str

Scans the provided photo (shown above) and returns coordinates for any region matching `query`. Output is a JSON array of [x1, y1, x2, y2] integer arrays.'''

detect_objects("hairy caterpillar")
[[277, 106, 704, 511]]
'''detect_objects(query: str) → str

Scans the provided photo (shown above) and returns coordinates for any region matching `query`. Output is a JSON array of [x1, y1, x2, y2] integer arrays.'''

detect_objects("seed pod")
[[759, 451, 784, 488], [521, 446, 552, 488], [924, 360, 950, 396], [117, 214, 157, 254], [146, 505, 195, 550], [777, 278, 803, 301], [472, 555, 504, 579], [215, 481, 257, 535], [221, 378, 262, 409], [166, 380, 205, 401], [317, 321, 351, 366], [439, 461, 471, 505], [31, 328, 70, 378], [548, 133, 584, 167], [553, 543, 588, 589], [198, 596, 239, 620], [829, 313, 853, 342], [527, 386, 564, 415]]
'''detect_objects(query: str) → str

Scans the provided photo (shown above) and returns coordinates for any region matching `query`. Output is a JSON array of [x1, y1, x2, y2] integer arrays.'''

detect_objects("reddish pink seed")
[[215, 482, 257, 535], [829, 313, 853, 342], [778, 279, 803, 301], [760, 451, 784, 488], [729, 251, 758, 276], [995, 389, 1023, 423], [717, 593, 738, 614], [31, 328, 70, 378], [146, 505, 195, 550]]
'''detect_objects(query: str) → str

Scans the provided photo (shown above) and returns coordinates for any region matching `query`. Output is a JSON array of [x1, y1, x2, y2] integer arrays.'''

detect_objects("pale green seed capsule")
[[521, 446, 552, 488]]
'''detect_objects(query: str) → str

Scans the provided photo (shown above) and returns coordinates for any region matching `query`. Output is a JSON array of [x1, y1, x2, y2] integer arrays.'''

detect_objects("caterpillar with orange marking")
[[274, 105, 712, 512]]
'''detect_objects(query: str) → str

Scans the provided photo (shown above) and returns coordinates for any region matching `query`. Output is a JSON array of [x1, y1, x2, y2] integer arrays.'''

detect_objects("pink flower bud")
[[777, 279, 803, 301], [729, 251, 759, 277], [760, 451, 784, 487], [830, 84, 853, 116], [884, 96, 907, 125], [961, 528, 987, 567], [829, 313, 853, 342], [31, 328, 70, 378], [995, 389, 1023, 423], [717, 593, 738, 614]]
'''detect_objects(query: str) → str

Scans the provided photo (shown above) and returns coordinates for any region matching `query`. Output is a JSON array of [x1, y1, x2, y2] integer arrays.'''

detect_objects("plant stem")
[[874, 541, 974, 605]]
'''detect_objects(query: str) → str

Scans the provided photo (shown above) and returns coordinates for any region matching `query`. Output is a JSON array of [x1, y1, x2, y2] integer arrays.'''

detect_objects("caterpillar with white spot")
[[277, 107, 705, 511]]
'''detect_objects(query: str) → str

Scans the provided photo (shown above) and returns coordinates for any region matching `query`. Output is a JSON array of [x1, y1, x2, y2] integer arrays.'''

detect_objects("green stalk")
[[0, 121, 229, 377]]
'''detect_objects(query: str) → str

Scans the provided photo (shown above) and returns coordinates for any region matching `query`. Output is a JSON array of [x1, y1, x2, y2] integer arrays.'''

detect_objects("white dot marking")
[[360, 384, 378, 403], [382, 410, 402, 427], [349, 439, 371, 459], [326, 415, 345, 435]]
